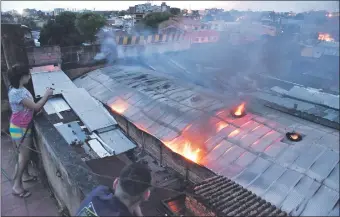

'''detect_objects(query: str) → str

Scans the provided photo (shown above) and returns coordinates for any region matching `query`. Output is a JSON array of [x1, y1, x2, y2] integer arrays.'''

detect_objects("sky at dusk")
[[1, 1, 339, 13]]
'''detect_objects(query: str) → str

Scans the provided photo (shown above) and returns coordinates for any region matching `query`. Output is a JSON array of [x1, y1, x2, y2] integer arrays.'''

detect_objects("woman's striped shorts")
[[9, 123, 32, 141]]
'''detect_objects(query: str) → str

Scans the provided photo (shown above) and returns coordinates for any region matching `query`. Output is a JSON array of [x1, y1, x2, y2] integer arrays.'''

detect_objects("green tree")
[[118, 10, 127, 16], [75, 12, 106, 43], [19, 17, 38, 30], [295, 13, 304, 20], [142, 12, 172, 30], [170, 8, 181, 16], [39, 11, 83, 46], [1, 13, 14, 23]]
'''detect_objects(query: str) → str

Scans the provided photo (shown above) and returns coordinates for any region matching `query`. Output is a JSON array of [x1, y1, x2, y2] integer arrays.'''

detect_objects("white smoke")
[[94, 28, 118, 65]]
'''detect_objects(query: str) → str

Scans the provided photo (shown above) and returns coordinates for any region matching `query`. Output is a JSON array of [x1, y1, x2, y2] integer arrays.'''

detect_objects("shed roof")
[[74, 65, 339, 216]]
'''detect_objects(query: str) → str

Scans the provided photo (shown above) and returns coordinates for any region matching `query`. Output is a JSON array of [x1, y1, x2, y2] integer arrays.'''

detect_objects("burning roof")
[[318, 32, 335, 42], [74, 65, 339, 216]]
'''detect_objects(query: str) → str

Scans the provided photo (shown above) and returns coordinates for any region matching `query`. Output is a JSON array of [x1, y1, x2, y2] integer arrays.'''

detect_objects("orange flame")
[[290, 133, 300, 140], [163, 139, 201, 163], [228, 129, 240, 138], [182, 141, 201, 163], [318, 33, 334, 42], [216, 121, 228, 132], [110, 98, 129, 114], [234, 103, 245, 116], [291, 134, 298, 140]]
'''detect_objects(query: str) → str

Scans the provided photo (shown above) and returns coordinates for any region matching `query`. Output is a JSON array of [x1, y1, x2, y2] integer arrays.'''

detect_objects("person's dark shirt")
[[76, 185, 134, 216]]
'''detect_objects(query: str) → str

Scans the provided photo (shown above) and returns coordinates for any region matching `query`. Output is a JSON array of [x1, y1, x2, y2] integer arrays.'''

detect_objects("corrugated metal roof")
[[252, 91, 339, 129], [74, 65, 339, 216], [280, 86, 339, 110]]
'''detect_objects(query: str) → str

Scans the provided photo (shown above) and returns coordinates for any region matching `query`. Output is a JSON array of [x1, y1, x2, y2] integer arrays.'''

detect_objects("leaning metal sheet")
[[43, 97, 71, 115], [88, 139, 111, 158], [62, 88, 117, 132], [98, 129, 136, 155], [54, 122, 86, 145], [31, 71, 77, 98]]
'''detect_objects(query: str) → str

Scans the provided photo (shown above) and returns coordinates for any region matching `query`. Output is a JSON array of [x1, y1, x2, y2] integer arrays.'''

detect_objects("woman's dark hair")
[[8, 64, 30, 89]]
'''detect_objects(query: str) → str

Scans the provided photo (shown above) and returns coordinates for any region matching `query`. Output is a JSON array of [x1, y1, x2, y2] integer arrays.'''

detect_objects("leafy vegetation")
[[39, 11, 106, 46], [142, 12, 173, 30], [75, 12, 106, 43], [39, 12, 83, 46], [170, 8, 181, 16]]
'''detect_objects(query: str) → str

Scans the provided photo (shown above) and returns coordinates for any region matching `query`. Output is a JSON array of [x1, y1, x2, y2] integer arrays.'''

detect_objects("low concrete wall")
[[33, 115, 99, 215], [32, 101, 214, 215]]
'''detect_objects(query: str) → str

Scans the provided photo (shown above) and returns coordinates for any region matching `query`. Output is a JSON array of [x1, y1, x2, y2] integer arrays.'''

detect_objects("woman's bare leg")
[[13, 164, 31, 181], [12, 136, 32, 194], [22, 162, 35, 181]]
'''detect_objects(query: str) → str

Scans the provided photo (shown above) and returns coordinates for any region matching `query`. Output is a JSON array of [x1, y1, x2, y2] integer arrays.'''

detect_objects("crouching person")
[[76, 162, 152, 216]]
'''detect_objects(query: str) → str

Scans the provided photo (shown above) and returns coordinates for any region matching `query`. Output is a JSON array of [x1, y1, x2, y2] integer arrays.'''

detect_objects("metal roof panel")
[[247, 163, 286, 196], [301, 185, 339, 216], [324, 163, 340, 191], [63, 88, 117, 132], [306, 149, 339, 183], [98, 129, 136, 155], [31, 70, 77, 97]]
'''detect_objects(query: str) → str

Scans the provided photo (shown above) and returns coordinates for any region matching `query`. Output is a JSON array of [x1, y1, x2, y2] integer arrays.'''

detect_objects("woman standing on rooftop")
[[8, 64, 53, 198]]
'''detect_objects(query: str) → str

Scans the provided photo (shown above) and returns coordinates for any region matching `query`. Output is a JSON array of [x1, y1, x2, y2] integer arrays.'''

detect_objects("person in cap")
[[76, 162, 152, 216]]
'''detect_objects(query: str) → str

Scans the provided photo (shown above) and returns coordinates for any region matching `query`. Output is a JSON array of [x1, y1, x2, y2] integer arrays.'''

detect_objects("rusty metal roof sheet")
[[74, 65, 340, 216]]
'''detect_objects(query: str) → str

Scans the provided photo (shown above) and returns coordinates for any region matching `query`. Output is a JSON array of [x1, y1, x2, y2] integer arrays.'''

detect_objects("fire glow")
[[231, 102, 246, 118], [216, 121, 229, 132], [228, 129, 240, 138], [163, 139, 201, 163], [109, 98, 129, 114], [108, 99, 252, 164], [286, 132, 302, 142], [318, 33, 334, 42]]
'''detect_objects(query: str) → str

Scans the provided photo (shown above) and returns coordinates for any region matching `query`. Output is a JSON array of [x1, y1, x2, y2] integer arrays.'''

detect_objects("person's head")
[[8, 64, 31, 88], [113, 162, 152, 205]]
